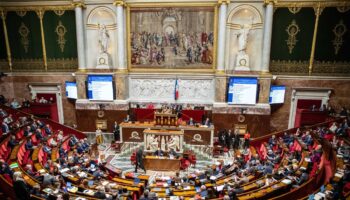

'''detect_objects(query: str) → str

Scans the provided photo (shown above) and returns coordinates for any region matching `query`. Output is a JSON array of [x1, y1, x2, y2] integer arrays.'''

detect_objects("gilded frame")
[[126, 2, 218, 73]]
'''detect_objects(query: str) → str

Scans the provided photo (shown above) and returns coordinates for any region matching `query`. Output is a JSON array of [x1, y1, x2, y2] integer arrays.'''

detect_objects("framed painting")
[[127, 3, 217, 71]]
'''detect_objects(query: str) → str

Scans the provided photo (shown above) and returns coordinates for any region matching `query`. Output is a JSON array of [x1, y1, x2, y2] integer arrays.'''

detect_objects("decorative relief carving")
[[178, 79, 214, 100], [285, 20, 300, 54], [130, 79, 175, 100], [18, 22, 30, 53], [332, 20, 347, 55], [129, 78, 214, 102], [55, 21, 67, 52]]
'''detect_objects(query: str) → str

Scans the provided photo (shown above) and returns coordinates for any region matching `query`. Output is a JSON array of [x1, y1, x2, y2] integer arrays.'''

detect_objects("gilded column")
[[309, 3, 322, 75], [73, 1, 86, 71], [36, 10, 47, 71], [0, 10, 12, 70], [216, 0, 228, 72], [114, 0, 126, 70], [261, 1, 274, 73]]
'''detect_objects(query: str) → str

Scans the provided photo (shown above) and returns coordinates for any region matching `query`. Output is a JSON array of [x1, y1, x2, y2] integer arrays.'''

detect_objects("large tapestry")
[[128, 6, 216, 69]]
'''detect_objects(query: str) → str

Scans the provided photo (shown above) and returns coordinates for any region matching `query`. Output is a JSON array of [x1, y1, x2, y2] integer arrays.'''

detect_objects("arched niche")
[[87, 6, 117, 29], [227, 5, 263, 28]]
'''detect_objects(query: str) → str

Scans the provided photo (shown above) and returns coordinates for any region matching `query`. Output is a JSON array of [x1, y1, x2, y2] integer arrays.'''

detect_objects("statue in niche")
[[96, 24, 111, 69], [98, 24, 109, 53], [236, 24, 251, 53], [235, 18, 253, 71]]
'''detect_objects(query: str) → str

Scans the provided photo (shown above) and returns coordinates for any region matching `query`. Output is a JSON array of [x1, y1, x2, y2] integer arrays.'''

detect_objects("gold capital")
[[36, 10, 47, 71], [113, 0, 125, 6], [72, 1, 86, 8], [218, 0, 230, 5], [264, 0, 277, 6]]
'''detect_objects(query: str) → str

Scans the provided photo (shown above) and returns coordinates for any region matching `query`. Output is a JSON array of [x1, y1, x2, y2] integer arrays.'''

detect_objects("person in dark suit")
[[35, 128, 44, 141], [218, 130, 226, 147], [188, 118, 195, 126], [154, 147, 164, 157], [44, 124, 52, 135], [13, 172, 31, 200], [124, 114, 131, 122], [135, 148, 144, 173], [36, 120, 45, 129], [233, 129, 240, 149], [168, 148, 178, 158], [8, 135, 19, 149], [203, 117, 210, 126], [1, 121, 9, 135], [25, 138, 34, 151], [113, 121, 120, 141], [226, 129, 232, 148], [23, 126, 32, 137]]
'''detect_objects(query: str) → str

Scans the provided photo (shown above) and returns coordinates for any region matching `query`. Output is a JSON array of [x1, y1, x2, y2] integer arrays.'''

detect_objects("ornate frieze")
[[270, 60, 309, 74], [129, 78, 214, 103]]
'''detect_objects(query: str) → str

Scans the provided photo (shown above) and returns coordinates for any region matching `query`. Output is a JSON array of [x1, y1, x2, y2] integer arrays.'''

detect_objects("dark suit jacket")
[[13, 180, 30, 200], [154, 150, 164, 157]]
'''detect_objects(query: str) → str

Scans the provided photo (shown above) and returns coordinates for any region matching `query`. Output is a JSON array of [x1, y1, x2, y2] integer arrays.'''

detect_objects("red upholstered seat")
[[2, 174, 13, 185]]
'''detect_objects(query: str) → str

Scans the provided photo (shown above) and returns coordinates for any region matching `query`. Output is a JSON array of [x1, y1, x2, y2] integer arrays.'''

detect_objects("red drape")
[[181, 110, 205, 122], [135, 108, 155, 121]]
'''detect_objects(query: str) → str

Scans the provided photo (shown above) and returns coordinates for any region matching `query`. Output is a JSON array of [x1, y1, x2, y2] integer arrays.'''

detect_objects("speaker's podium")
[[154, 112, 177, 126]]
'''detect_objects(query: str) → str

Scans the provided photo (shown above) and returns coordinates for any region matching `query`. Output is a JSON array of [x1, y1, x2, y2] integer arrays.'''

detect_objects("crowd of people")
[[1, 95, 350, 199]]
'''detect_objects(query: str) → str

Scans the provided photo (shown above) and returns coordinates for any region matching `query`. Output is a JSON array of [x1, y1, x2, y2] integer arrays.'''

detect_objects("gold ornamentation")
[[337, 4, 350, 13], [3, 6, 74, 12], [113, 0, 125, 6], [55, 21, 67, 52], [332, 20, 347, 55], [18, 23, 30, 53], [313, 60, 350, 75], [288, 5, 301, 14], [274, 2, 350, 8], [270, 60, 309, 74], [285, 20, 300, 54], [54, 10, 65, 16], [309, 3, 322, 75], [15, 11, 27, 17], [1, 10, 12, 70], [36, 10, 47, 70], [72, 1, 86, 8]]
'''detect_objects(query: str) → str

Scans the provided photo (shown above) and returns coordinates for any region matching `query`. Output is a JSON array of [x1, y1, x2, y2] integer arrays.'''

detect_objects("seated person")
[[203, 117, 210, 126], [168, 148, 178, 158], [23, 126, 32, 137], [0, 108, 7, 117], [3, 114, 13, 124], [0, 159, 13, 176], [8, 135, 19, 148], [35, 128, 44, 141], [124, 114, 131, 122], [36, 120, 45, 129], [25, 138, 35, 151], [69, 135, 78, 147], [10, 98, 20, 109], [39, 97, 48, 104], [268, 135, 277, 147], [44, 124, 52, 135], [22, 98, 30, 108], [154, 147, 164, 157], [42, 142, 52, 154], [1, 122, 10, 135], [188, 117, 195, 126]]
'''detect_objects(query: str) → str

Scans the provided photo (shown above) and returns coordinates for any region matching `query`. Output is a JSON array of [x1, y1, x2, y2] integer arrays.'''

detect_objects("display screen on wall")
[[269, 85, 286, 104], [65, 81, 77, 99], [228, 77, 258, 105], [87, 75, 114, 101]]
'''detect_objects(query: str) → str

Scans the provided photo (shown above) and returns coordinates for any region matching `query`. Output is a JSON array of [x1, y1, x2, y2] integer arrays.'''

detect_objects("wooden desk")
[[143, 156, 181, 172], [120, 122, 214, 146], [154, 112, 177, 126]]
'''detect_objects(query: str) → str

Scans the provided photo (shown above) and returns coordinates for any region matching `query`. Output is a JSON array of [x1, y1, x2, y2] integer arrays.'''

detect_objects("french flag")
[[174, 79, 179, 100]]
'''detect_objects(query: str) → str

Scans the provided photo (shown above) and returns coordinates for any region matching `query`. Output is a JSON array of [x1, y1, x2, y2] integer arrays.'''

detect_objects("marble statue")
[[235, 23, 252, 71], [236, 24, 251, 53], [147, 134, 159, 151], [98, 24, 109, 53]]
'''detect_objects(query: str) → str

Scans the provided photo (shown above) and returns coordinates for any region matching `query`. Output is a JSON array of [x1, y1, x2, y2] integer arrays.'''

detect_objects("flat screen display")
[[87, 75, 114, 101], [65, 81, 77, 99], [228, 77, 258, 105], [269, 85, 286, 104]]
